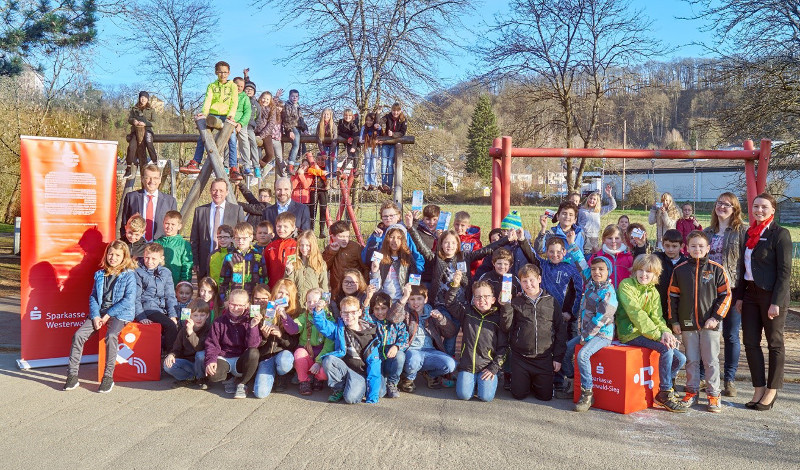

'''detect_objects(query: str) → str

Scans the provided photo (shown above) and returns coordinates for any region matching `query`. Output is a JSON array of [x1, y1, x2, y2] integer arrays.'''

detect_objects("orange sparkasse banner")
[[19, 136, 118, 368]]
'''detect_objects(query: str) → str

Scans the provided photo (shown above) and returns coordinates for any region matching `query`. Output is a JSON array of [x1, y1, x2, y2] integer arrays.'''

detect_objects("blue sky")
[[89, 0, 711, 98]]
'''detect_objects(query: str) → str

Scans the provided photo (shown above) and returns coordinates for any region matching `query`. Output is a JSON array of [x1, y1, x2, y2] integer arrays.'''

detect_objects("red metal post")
[[743, 140, 757, 210], [756, 139, 771, 194], [501, 136, 512, 221], [491, 137, 502, 229]]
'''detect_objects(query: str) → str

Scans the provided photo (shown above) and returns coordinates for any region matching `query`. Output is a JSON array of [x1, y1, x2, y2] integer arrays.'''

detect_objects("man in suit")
[[263, 177, 311, 233], [190, 178, 247, 279], [119, 164, 177, 242]]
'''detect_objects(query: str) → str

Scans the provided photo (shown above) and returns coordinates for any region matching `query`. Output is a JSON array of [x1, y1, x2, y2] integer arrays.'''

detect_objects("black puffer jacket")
[[445, 286, 508, 375], [501, 290, 567, 361]]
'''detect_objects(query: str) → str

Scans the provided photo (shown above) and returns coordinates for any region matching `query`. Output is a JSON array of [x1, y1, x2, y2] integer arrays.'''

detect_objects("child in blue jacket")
[[366, 291, 409, 398], [135, 243, 179, 354], [64, 240, 139, 394], [313, 295, 384, 403]]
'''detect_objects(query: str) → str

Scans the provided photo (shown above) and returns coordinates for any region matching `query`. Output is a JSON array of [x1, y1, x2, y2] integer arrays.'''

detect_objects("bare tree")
[[253, 0, 472, 117], [122, 0, 219, 134], [480, 0, 662, 191]]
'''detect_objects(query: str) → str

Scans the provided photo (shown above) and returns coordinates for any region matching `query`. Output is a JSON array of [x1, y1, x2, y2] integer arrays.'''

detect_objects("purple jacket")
[[204, 310, 262, 367]]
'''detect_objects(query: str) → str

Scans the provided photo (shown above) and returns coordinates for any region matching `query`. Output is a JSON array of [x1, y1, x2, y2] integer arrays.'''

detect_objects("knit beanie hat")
[[244, 81, 256, 92], [138, 90, 149, 99], [590, 255, 613, 272], [501, 211, 523, 230]]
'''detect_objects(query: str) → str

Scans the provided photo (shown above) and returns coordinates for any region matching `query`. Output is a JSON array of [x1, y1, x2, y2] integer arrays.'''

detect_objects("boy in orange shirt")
[[263, 211, 298, 290]]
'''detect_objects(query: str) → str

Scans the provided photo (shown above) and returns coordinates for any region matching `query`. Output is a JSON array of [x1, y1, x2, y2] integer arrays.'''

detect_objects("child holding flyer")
[[163, 299, 211, 387], [294, 288, 335, 395], [369, 226, 415, 301]]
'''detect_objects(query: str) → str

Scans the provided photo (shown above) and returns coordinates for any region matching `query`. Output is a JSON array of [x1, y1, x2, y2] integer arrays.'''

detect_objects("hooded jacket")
[[403, 303, 459, 352], [654, 251, 686, 321], [155, 234, 193, 286], [501, 290, 567, 360], [459, 226, 483, 275], [445, 286, 508, 375], [295, 308, 335, 361], [89, 269, 137, 321], [257, 312, 300, 360], [588, 246, 633, 288], [169, 321, 210, 361], [204, 309, 262, 368], [616, 277, 670, 343], [134, 264, 178, 321], [668, 256, 732, 331], [577, 278, 617, 341]]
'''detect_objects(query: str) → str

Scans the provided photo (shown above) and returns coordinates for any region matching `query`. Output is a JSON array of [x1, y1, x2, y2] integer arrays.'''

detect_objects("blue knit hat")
[[590, 255, 613, 272], [501, 211, 523, 230]]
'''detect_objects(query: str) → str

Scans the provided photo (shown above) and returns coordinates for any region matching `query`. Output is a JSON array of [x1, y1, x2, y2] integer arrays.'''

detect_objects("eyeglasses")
[[715, 201, 733, 209], [342, 280, 357, 285], [474, 295, 494, 300], [381, 213, 398, 219]]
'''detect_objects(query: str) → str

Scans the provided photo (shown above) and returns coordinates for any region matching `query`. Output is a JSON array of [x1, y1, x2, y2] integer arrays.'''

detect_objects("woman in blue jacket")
[[64, 240, 139, 394]]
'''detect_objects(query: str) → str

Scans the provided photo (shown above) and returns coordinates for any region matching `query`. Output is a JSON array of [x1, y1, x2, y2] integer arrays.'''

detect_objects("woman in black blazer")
[[735, 193, 792, 410]]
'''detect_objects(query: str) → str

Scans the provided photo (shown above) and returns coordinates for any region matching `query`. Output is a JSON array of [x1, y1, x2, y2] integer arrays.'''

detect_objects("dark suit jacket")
[[119, 190, 177, 241], [263, 200, 311, 232], [734, 221, 792, 306], [190, 202, 246, 279]]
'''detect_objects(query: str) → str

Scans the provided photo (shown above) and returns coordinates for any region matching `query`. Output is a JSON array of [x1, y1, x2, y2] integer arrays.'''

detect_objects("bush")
[[625, 179, 658, 210]]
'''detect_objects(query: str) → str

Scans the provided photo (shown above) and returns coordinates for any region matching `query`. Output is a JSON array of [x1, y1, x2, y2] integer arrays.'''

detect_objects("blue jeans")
[[322, 355, 385, 404], [164, 351, 205, 381], [363, 147, 378, 186], [722, 304, 741, 382], [287, 127, 301, 166], [380, 144, 395, 187], [624, 336, 686, 392], [382, 350, 406, 385], [456, 370, 498, 402], [253, 350, 294, 399], [193, 114, 237, 167], [561, 336, 611, 390], [321, 144, 338, 174], [404, 348, 456, 380], [439, 307, 461, 357]]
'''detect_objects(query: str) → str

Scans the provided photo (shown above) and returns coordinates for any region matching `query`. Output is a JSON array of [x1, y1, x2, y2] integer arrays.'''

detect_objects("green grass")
[[0, 223, 13, 233]]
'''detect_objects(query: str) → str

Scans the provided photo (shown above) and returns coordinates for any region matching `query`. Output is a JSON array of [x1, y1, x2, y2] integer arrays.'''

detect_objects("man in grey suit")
[[119, 164, 177, 242], [190, 178, 247, 279], [263, 177, 311, 233]]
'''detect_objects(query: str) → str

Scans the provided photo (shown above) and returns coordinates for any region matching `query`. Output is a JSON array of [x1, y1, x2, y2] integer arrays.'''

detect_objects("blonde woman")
[[578, 184, 617, 253], [316, 108, 338, 175], [649, 192, 680, 249]]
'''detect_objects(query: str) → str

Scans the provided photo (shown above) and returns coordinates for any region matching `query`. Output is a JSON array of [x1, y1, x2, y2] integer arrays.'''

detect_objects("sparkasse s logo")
[[30, 307, 42, 320]]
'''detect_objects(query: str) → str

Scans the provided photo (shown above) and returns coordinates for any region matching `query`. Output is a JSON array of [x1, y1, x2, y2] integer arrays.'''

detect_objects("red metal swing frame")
[[488, 136, 773, 228]]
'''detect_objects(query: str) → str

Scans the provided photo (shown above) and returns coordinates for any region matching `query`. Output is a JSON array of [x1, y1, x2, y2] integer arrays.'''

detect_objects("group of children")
[[65, 192, 733, 415], [171, 61, 406, 194]]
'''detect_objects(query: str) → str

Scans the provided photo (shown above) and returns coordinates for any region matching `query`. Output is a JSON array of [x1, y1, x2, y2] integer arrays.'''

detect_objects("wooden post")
[[744, 140, 757, 210], [393, 143, 403, 210], [116, 172, 137, 232]]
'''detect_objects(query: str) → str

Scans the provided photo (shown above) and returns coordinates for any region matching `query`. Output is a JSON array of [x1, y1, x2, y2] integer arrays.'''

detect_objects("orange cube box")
[[573, 344, 661, 414], [98, 322, 162, 382]]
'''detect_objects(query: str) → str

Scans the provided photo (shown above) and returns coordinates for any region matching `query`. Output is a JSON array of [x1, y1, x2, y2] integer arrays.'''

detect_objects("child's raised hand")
[[605, 184, 613, 196], [515, 228, 525, 241], [373, 226, 383, 238], [285, 261, 295, 275], [250, 313, 263, 329], [401, 283, 413, 300], [403, 211, 414, 227], [387, 345, 398, 359], [371, 259, 380, 273], [275, 88, 284, 99], [185, 318, 194, 335], [565, 229, 576, 246], [539, 214, 549, 230], [507, 229, 517, 242], [430, 309, 443, 321], [452, 269, 463, 286]]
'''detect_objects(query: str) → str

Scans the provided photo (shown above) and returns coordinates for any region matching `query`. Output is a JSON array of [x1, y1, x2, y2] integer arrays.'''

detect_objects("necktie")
[[212, 204, 221, 250], [145, 195, 154, 241]]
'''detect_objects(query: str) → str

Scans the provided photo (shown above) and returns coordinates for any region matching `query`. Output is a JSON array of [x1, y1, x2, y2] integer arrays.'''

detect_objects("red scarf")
[[746, 215, 773, 249]]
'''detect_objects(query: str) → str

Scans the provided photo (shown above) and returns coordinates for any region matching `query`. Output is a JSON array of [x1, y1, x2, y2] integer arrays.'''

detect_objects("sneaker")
[[197, 380, 208, 391], [274, 374, 288, 393], [98, 376, 114, 393], [574, 387, 593, 412], [242, 167, 252, 176], [254, 167, 261, 178], [680, 391, 698, 409], [223, 378, 236, 394], [234, 383, 247, 399], [229, 167, 243, 182], [63, 375, 79, 391], [180, 160, 201, 174], [328, 389, 344, 402], [386, 382, 400, 398], [311, 377, 324, 391], [442, 375, 456, 388], [503, 372, 512, 391], [423, 372, 442, 389], [398, 377, 416, 393], [299, 380, 313, 396], [123, 165, 135, 180], [707, 395, 722, 413], [722, 380, 737, 397], [554, 378, 574, 400], [654, 389, 686, 413]]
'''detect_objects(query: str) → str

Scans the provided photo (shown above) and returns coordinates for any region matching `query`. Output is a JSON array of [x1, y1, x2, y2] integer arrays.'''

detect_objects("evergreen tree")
[[1, 0, 97, 76], [465, 95, 500, 181]]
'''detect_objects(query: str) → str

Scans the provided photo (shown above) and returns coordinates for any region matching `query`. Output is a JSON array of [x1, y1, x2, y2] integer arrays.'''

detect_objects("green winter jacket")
[[128, 105, 156, 129], [286, 258, 329, 308], [616, 277, 670, 343], [201, 79, 238, 118], [295, 308, 335, 363], [155, 235, 194, 286], [234, 91, 251, 127]]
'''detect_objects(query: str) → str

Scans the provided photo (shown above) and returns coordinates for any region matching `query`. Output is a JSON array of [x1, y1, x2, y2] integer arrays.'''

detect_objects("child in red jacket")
[[263, 211, 298, 290], [453, 211, 483, 276]]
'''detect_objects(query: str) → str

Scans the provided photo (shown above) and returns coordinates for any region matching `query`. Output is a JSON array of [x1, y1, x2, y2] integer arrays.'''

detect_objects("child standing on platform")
[[155, 211, 193, 286]]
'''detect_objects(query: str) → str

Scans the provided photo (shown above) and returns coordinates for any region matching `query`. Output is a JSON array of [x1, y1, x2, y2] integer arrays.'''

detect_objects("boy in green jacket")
[[155, 211, 194, 286], [616, 254, 687, 412], [182, 60, 242, 181], [232, 76, 253, 177]]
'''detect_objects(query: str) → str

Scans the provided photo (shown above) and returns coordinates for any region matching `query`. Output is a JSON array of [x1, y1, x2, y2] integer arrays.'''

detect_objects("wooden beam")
[[153, 134, 416, 145]]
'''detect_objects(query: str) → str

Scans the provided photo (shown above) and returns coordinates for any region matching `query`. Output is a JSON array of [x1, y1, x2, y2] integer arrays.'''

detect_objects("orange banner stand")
[[98, 322, 162, 382], [573, 344, 661, 414], [17, 136, 118, 369]]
